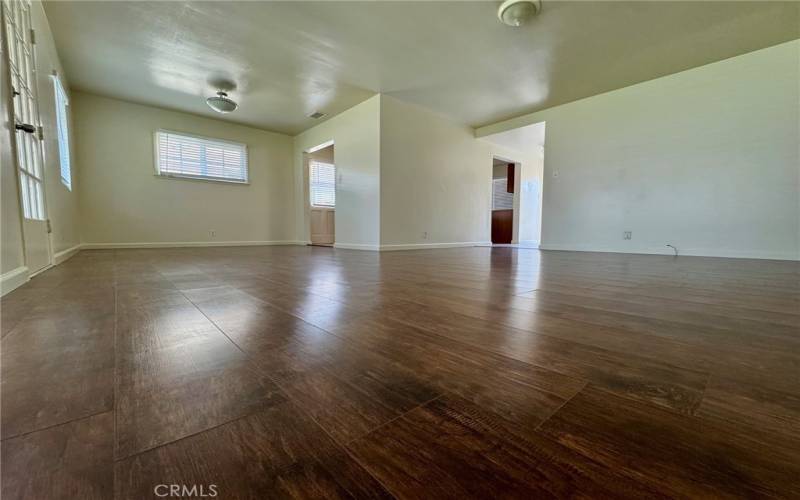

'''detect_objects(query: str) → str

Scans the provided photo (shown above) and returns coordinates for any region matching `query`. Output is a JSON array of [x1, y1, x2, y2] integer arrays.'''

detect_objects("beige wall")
[[517, 146, 543, 245], [492, 163, 508, 179], [379, 95, 524, 248], [308, 145, 334, 164], [33, 2, 80, 255], [2, 1, 79, 284], [293, 95, 381, 249], [73, 92, 295, 246], [480, 40, 799, 260]]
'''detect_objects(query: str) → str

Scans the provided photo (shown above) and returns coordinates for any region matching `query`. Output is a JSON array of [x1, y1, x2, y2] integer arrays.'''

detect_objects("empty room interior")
[[1, 0, 799, 498]]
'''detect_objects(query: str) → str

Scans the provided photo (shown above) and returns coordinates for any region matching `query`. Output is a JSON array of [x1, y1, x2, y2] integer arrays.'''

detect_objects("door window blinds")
[[155, 130, 248, 183], [492, 178, 513, 210], [310, 161, 335, 207]]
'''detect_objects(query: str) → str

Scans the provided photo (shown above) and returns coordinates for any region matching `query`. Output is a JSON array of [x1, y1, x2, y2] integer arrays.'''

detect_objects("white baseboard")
[[538, 243, 799, 261], [81, 240, 306, 250], [518, 240, 540, 249], [1, 266, 30, 297], [53, 244, 82, 265], [333, 241, 494, 252], [379, 241, 490, 251], [333, 243, 381, 251]]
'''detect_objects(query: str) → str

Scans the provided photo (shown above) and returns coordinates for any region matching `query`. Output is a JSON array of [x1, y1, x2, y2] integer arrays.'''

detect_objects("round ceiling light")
[[206, 91, 238, 114], [497, 0, 541, 27]]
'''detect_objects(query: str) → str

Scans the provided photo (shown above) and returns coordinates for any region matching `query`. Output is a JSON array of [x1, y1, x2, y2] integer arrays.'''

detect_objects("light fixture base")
[[497, 0, 541, 27]]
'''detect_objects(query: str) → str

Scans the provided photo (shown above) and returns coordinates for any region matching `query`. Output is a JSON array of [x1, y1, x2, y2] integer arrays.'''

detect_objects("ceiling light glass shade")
[[206, 91, 238, 113], [498, 0, 541, 27]]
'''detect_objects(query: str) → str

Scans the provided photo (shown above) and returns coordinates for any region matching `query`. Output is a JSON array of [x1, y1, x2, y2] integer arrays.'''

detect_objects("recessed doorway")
[[306, 142, 335, 246], [491, 159, 516, 244], [483, 121, 545, 248]]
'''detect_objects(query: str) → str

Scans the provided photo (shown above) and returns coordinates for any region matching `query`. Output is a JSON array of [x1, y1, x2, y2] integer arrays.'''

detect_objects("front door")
[[3, 0, 51, 275], [310, 207, 334, 245]]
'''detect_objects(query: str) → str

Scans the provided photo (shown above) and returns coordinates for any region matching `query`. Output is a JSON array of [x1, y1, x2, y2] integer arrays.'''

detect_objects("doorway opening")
[[491, 158, 516, 244], [483, 122, 546, 248], [305, 141, 335, 246]]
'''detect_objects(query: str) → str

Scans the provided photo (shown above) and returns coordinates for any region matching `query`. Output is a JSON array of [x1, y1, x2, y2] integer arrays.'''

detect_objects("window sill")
[[155, 174, 249, 186]]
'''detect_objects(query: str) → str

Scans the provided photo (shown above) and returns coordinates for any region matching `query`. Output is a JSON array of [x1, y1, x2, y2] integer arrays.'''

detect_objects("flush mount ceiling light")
[[497, 0, 541, 27], [206, 91, 238, 114]]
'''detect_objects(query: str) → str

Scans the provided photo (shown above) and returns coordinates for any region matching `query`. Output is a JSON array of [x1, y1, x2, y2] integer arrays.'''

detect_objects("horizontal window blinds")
[[310, 160, 335, 207], [156, 130, 248, 183], [492, 178, 513, 210], [54, 76, 71, 190]]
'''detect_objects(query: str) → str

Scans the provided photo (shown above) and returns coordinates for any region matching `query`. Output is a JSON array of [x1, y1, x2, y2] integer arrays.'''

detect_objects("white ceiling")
[[484, 121, 546, 155], [43, 1, 799, 135]]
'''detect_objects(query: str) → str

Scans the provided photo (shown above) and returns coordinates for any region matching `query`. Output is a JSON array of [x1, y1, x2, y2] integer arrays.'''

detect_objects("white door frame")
[[2, 0, 53, 275], [304, 140, 335, 245]]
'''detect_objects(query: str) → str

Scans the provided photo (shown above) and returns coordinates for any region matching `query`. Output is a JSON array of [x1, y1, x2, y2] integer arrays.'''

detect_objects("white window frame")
[[52, 73, 71, 190], [153, 129, 249, 184], [309, 160, 335, 208]]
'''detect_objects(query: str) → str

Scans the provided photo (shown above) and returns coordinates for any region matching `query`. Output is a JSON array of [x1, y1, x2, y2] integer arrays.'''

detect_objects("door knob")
[[15, 123, 35, 134]]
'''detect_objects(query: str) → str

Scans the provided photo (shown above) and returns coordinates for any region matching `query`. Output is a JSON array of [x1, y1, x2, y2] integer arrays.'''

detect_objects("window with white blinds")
[[309, 160, 335, 207], [53, 75, 71, 190], [155, 130, 248, 183], [492, 178, 513, 210]]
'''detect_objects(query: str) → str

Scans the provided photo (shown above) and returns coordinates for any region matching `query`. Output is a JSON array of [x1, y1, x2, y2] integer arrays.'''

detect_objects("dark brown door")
[[491, 210, 513, 244]]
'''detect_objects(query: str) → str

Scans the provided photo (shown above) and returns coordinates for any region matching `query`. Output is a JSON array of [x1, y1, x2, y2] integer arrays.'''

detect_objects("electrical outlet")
[[422, 231, 428, 240], [552, 170, 559, 178], [623, 231, 632, 240], [209, 230, 216, 238]]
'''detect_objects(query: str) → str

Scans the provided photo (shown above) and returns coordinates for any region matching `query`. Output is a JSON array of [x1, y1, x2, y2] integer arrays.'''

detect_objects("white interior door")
[[3, 0, 51, 275], [310, 207, 335, 245]]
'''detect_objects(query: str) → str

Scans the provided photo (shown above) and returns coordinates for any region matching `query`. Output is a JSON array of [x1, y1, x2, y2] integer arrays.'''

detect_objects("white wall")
[[478, 41, 800, 260], [293, 95, 381, 250], [33, 2, 81, 256], [73, 92, 296, 246], [379, 95, 526, 249], [518, 146, 543, 246]]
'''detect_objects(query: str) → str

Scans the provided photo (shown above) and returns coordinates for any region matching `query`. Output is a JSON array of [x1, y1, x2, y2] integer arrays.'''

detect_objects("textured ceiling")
[[43, 1, 800, 135]]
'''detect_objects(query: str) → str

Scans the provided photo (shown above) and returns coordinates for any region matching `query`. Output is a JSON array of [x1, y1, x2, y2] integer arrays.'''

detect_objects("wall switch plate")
[[623, 231, 632, 240], [552, 170, 559, 178]]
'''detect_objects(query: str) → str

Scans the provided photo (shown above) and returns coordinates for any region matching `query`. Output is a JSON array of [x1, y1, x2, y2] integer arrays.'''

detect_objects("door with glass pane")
[[309, 159, 335, 246], [2, 0, 51, 274]]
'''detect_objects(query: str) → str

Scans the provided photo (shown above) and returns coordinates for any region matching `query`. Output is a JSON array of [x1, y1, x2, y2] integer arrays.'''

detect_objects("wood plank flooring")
[[1, 246, 798, 499]]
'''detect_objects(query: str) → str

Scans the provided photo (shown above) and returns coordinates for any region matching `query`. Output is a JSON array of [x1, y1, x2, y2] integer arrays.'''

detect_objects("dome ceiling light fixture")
[[206, 90, 238, 114], [497, 0, 541, 27]]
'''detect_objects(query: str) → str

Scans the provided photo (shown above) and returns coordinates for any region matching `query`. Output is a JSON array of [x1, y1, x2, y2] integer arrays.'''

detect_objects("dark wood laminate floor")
[[1, 246, 798, 499]]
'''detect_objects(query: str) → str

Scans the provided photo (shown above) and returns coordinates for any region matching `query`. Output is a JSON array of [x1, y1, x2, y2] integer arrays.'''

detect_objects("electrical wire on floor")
[[666, 244, 679, 257]]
